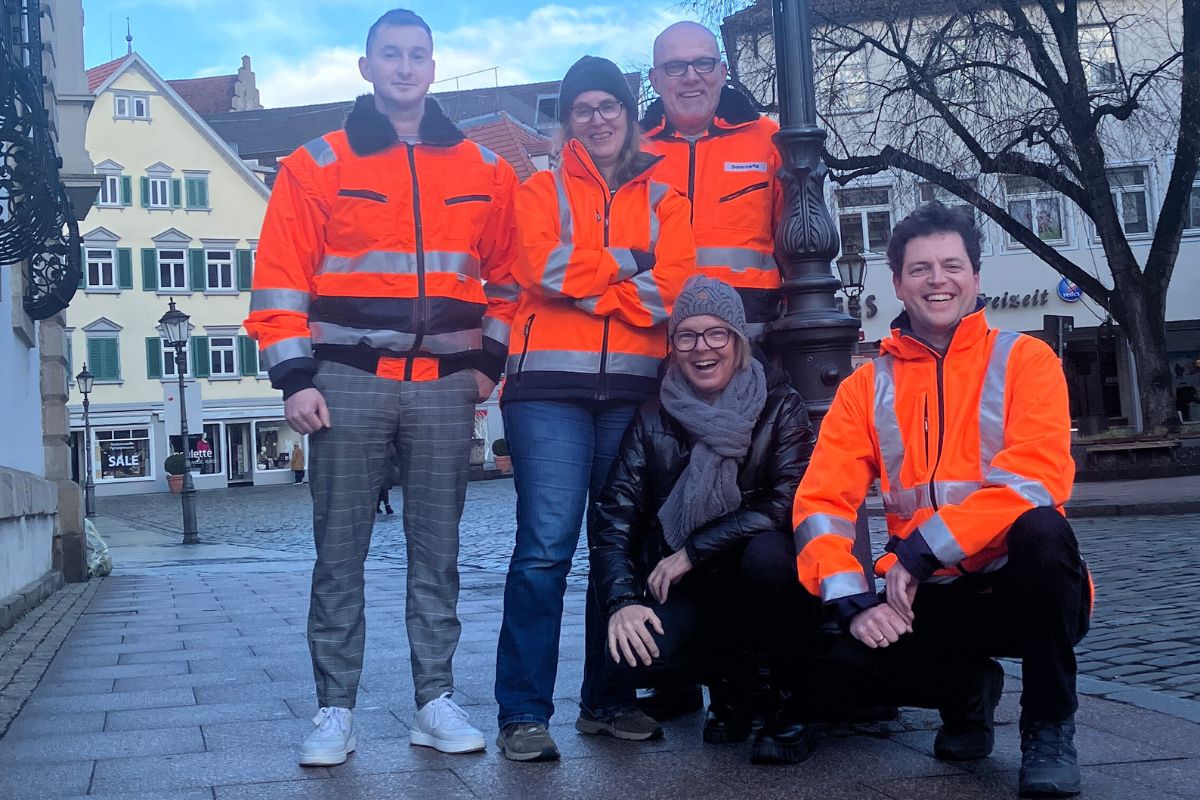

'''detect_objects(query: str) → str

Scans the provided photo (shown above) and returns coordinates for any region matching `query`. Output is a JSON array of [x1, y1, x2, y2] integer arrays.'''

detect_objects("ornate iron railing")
[[0, 0, 82, 319]]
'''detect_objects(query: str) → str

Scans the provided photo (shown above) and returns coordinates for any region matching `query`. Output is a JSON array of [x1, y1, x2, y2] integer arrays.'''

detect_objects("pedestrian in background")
[[291, 443, 305, 484], [493, 55, 696, 762], [245, 7, 520, 766]]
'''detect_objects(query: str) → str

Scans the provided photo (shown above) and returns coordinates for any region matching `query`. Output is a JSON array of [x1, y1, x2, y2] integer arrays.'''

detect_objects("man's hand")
[[607, 605, 664, 666], [884, 561, 919, 625], [647, 549, 693, 605], [849, 604, 912, 649], [284, 388, 331, 435], [470, 369, 497, 403]]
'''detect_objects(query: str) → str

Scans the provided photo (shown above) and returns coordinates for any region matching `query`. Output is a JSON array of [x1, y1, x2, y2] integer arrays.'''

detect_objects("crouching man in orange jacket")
[[792, 203, 1091, 798]]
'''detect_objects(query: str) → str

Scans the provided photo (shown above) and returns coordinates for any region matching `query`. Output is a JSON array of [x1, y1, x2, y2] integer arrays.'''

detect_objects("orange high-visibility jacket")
[[792, 306, 1075, 622], [641, 87, 783, 327], [244, 95, 519, 398], [503, 139, 696, 403]]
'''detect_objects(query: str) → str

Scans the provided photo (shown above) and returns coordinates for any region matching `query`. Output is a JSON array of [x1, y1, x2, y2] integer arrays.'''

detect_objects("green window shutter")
[[88, 338, 120, 381], [236, 249, 253, 291], [117, 248, 133, 289], [79, 245, 87, 288], [140, 176, 150, 207], [145, 337, 162, 379], [239, 335, 259, 376], [120, 175, 133, 206], [170, 179, 182, 208], [106, 338, 121, 380], [185, 179, 196, 209], [188, 248, 206, 291], [141, 248, 158, 291], [198, 178, 209, 209], [191, 336, 210, 378]]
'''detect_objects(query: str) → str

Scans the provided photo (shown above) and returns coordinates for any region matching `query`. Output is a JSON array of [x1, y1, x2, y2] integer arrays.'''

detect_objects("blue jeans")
[[495, 399, 639, 727]]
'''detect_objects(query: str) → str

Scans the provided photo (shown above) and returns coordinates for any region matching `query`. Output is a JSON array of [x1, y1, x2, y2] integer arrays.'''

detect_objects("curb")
[[999, 660, 1200, 724]]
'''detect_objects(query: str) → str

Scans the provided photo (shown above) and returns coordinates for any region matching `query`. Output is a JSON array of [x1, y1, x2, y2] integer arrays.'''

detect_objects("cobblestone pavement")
[[100, 485, 1200, 702]]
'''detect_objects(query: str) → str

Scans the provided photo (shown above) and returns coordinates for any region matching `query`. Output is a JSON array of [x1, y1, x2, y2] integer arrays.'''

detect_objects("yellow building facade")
[[68, 54, 305, 495]]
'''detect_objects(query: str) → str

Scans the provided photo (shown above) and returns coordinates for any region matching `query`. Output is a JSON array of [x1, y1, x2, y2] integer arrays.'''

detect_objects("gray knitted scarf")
[[656, 359, 768, 551]]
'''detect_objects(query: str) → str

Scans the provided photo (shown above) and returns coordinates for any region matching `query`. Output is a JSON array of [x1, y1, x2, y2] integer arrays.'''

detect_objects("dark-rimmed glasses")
[[570, 100, 625, 124], [656, 57, 720, 77], [672, 326, 732, 352]]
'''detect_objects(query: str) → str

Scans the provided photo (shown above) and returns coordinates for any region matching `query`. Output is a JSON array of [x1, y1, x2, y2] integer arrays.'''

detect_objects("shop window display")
[[255, 420, 304, 471]]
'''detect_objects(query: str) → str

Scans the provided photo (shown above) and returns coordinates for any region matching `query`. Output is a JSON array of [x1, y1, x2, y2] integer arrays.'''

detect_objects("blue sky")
[[82, 1, 714, 107]]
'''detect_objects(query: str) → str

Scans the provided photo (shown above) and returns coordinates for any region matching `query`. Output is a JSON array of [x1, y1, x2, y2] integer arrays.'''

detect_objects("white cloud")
[[255, 3, 704, 107]]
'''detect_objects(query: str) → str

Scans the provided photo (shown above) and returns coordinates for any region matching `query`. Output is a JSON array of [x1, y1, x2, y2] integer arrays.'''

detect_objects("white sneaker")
[[299, 706, 356, 766], [409, 692, 486, 753]]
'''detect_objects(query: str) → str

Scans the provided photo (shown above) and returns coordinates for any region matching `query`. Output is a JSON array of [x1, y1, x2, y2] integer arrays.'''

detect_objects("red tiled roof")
[[461, 112, 552, 182], [85, 54, 130, 92], [168, 74, 240, 116]]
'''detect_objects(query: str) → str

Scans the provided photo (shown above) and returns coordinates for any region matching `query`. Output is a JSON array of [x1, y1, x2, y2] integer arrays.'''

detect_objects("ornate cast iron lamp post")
[[836, 247, 868, 319], [76, 365, 96, 517], [159, 300, 200, 544]]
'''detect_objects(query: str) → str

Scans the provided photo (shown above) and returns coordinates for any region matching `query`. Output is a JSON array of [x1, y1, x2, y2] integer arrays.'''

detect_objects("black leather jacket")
[[589, 364, 815, 617]]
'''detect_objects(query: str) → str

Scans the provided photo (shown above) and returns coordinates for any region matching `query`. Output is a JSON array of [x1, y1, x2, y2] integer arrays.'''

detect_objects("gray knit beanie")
[[669, 275, 747, 339]]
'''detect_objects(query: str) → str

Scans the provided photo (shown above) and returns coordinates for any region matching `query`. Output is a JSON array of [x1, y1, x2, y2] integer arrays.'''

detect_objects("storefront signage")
[[1057, 278, 1083, 302], [98, 438, 150, 480], [979, 289, 1051, 311]]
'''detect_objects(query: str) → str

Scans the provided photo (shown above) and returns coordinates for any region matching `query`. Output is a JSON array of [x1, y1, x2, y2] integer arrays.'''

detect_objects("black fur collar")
[[345, 94, 465, 156], [640, 85, 762, 137]]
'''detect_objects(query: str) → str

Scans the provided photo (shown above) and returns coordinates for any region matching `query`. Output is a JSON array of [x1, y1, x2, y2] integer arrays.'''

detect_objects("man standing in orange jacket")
[[642, 21, 782, 342], [244, 9, 518, 766], [792, 203, 1090, 797]]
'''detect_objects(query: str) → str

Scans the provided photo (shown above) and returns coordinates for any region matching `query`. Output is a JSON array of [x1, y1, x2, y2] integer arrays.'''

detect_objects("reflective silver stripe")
[[882, 480, 984, 518], [795, 513, 857, 545], [919, 513, 968, 567], [261, 336, 313, 369], [820, 570, 871, 602], [648, 181, 670, 252], [936, 480, 983, 507], [317, 250, 480, 279], [609, 248, 639, 281], [309, 322, 482, 355], [510, 349, 661, 378], [696, 247, 777, 273], [631, 270, 668, 326], [484, 282, 519, 302], [979, 330, 1020, 466], [543, 170, 575, 294], [477, 145, 499, 166], [303, 137, 336, 167], [872, 355, 906, 494], [482, 316, 511, 347], [250, 289, 310, 314], [577, 295, 600, 314], [985, 466, 1054, 507], [554, 169, 573, 241]]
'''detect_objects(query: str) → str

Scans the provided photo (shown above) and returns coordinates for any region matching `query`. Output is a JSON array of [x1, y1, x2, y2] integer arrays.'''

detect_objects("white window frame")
[[1080, 25, 1118, 88], [148, 177, 170, 209], [1003, 176, 1068, 247], [205, 249, 235, 292], [85, 247, 117, 289], [114, 92, 150, 120], [132, 95, 148, 119], [1104, 166, 1152, 239], [114, 95, 128, 117], [157, 248, 188, 292], [208, 335, 239, 377], [836, 186, 893, 255], [93, 427, 154, 483], [97, 173, 122, 206], [1185, 180, 1200, 232], [161, 339, 191, 379], [819, 46, 869, 115]]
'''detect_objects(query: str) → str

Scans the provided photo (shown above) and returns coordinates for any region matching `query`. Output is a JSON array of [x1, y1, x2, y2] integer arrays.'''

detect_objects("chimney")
[[233, 55, 262, 111]]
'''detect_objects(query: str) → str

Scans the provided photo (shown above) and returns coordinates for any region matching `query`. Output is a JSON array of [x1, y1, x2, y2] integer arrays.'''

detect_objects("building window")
[[535, 94, 558, 132], [148, 177, 170, 208], [919, 182, 979, 218], [836, 186, 892, 253], [1080, 26, 1118, 88], [1004, 176, 1066, 245], [86, 248, 116, 288], [158, 249, 188, 291], [96, 428, 151, 481], [820, 47, 869, 113], [168, 426, 221, 475], [86, 335, 121, 382], [161, 339, 190, 378], [1107, 166, 1150, 236], [1186, 182, 1200, 230], [185, 175, 209, 210], [114, 93, 149, 119], [206, 250, 234, 291], [255, 420, 304, 472], [209, 336, 238, 376], [97, 174, 121, 206]]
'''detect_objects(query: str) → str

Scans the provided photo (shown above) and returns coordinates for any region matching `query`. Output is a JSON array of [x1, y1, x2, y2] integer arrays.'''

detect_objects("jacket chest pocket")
[[327, 188, 400, 252], [438, 193, 493, 245]]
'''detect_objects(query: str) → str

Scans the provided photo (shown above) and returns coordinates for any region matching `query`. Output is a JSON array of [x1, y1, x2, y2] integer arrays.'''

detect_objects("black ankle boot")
[[1019, 716, 1081, 797], [934, 659, 1004, 761], [750, 693, 811, 765], [702, 677, 752, 743]]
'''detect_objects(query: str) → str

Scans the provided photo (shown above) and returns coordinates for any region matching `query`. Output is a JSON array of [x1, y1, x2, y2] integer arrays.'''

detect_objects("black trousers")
[[611, 530, 823, 694], [808, 507, 1090, 723]]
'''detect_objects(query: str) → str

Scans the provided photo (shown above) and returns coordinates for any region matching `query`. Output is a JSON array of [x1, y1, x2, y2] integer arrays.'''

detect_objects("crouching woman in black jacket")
[[589, 275, 822, 764]]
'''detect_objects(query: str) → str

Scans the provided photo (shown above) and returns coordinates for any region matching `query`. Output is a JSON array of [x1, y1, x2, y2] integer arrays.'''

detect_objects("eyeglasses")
[[569, 100, 625, 124], [656, 57, 721, 78], [672, 326, 732, 352]]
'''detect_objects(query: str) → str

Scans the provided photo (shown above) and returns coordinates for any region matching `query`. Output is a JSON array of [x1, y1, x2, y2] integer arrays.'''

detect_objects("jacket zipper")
[[927, 356, 946, 511], [598, 192, 613, 401], [404, 143, 426, 381], [516, 314, 535, 374], [686, 139, 697, 223], [923, 396, 930, 476]]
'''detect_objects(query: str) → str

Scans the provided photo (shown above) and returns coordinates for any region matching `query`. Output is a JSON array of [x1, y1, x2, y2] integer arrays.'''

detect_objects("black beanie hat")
[[558, 55, 637, 122]]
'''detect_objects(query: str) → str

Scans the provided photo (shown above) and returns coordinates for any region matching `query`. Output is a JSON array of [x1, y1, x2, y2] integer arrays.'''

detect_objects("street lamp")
[[159, 299, 199, 544], [75, 364, 96, 517], [836, 247, 868, 319]]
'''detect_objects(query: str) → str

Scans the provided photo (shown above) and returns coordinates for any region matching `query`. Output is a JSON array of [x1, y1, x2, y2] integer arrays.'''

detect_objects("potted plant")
[[492, 438, 512, 474], [164, 452, 188, 493]]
